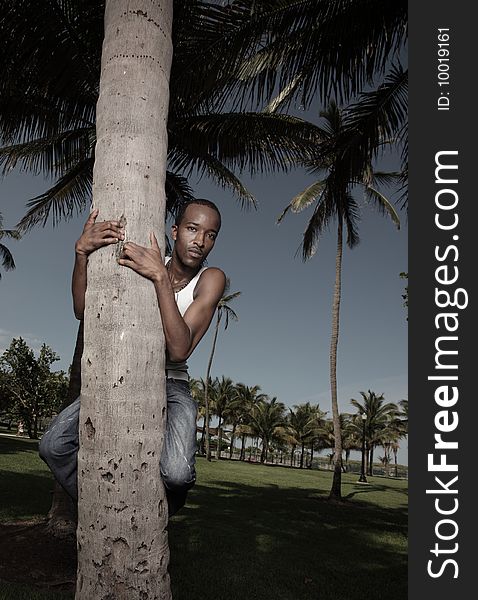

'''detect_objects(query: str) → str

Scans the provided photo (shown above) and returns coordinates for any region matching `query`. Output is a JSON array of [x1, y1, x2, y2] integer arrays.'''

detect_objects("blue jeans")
[[39, 378, 198, 517]]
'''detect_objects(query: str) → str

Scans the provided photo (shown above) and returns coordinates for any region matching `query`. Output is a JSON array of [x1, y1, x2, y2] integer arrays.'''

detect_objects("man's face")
[[171, 204, 220, 268]]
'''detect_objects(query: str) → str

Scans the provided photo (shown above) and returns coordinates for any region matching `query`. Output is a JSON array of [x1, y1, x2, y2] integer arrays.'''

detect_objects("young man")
[[39, 199, 225, 516]]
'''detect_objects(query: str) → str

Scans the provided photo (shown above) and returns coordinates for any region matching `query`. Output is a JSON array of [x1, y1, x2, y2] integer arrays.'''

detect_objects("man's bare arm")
[[155, 268, 225, 362], [118, 233, 226, 361]]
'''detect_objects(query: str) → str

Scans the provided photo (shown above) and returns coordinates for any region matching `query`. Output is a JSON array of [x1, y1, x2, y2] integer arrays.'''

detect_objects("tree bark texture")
[[76, 2, 173, 599], [329, 218, 344, 501]]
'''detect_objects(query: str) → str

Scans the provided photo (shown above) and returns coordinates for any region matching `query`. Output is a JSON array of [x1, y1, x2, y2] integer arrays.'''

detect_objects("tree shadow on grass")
[[0, 435, 40, 456], [345, 483, 409, 501], [0, 470, 54, 521], [0, 458, 407, 600], [169, 479, 408, 600]]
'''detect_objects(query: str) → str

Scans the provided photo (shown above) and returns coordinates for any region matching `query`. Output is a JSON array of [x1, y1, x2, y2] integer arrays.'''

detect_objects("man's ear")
[[171, 224, 178, 241]]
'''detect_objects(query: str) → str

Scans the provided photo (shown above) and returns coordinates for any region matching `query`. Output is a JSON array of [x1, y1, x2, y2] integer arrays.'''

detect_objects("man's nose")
[[193, 232, 205, 247]]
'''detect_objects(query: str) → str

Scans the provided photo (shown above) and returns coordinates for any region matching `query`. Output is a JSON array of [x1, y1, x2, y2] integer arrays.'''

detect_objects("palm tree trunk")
[[76, 2, 173, 598], [229, 424, 237, 459], [240, 433, 246, 460], [394, 448, 399, 477], [216, 415, 222, 459], [329, 218, 344, 501], [300, 442, 305, 468], [290, 445, 296, 467], [369, 444, 375, 476], [199, 414, 206, 454], [260, 438, 266, 463], [205, 312, 221, 461], [309, 443, 314, 469]]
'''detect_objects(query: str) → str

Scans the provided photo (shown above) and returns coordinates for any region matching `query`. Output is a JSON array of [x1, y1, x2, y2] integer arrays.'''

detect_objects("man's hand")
[[75, 208, 125, 257], [118, 232, 166, 283]]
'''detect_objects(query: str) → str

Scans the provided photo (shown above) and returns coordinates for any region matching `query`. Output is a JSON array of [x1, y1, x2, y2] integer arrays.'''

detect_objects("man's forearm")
[[153, 275, 192, 362], [72, 252, 88, 320]]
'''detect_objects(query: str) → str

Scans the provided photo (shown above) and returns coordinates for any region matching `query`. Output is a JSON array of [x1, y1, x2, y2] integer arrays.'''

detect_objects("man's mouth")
[[188, 248, 203, 258]]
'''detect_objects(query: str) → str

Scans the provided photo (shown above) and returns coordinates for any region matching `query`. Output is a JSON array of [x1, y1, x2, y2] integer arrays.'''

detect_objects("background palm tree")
[[249, 396, 286, 463], [223, 385, 246, 459], [0, 212, 20, 280], [351, 390, 399, 476], [287, 403, 317, 468], [195, 377, 215, 456], [278, 102, 400, 500], [199, 0, 408, 193], [203, 281, 240, 461], [212, 376, 236, 459], [233, 383, 266, 460]]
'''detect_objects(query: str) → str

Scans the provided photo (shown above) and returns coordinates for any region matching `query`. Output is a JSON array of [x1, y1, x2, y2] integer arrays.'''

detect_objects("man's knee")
[[161, 464, 196, 493], [38, 432, 55, 464]]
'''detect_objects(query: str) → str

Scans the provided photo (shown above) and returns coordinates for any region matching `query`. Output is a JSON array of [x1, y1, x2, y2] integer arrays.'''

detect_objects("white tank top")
[[164, 256, 208, 379]]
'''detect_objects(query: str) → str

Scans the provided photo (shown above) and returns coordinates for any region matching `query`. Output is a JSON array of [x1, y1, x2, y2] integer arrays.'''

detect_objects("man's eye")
[[187, 226, 196, 232], [209, 234, 216, 240]]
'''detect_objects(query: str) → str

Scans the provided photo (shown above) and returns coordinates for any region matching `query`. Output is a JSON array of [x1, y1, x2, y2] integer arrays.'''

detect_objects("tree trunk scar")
[[85, 417, 96, 439]]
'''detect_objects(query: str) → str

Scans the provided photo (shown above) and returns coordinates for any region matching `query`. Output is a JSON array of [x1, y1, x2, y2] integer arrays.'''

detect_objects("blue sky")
[[0, 156, 408, 463]]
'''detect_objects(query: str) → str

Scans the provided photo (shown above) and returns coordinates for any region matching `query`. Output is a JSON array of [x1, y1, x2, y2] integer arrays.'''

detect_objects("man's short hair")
[[175, 199, 222, 230]]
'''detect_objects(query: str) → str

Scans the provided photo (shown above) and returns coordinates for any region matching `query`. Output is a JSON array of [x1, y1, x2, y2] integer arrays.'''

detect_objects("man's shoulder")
[[198, 266, 226, 287], [195, 267, 226, 299]]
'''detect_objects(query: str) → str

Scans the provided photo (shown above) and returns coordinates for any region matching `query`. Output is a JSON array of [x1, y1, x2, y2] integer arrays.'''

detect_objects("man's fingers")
[[99, 221, 123, 232], [150, 232, 161, 251], [101, 227, 124, 239], [86, 208, 99, 224], [117, 257, 135, 269]]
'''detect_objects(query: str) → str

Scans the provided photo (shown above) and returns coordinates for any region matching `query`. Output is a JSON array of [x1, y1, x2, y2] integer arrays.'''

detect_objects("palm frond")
[[262, 72, 305, 114], [224, 0, 408, 108], [222, 304, 239, 330], [301, 190, 336, 259], [277, 179, 325, 224], [165, 171, 197, 220], [342, 194, 361, 248], [0, 241, 17, 275], [169, 112, 322, 176], [341, 63, 408, 171], [363, 185, 401, 230], [16, 156, 94, 231], [222, 291, 241, 304], [0, 128, 93, 178], [169, 150, 256, 210]]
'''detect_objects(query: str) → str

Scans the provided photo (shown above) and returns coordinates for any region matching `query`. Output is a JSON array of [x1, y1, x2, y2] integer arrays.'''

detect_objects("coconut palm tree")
[[287, 403, 316, 469], [248, 396, 286, 463], [198, 0, 408, 192], [233, 383, 266, 460], [71, 1, 174, 597], [306, 404, 328, 468], [203, 281, 240, 460], [0, 212, 20, 280], [387, 399, 408, 477], [223, 385, 246, 459], [279, 101, 400, 499], [212, 376, 236, 459], [351, 390, 399, 476], [195, 376, 215, 456]]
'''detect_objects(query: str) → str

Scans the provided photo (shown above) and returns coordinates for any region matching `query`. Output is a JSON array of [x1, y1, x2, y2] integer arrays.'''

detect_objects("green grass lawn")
[[0, 434, 407, 600]]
